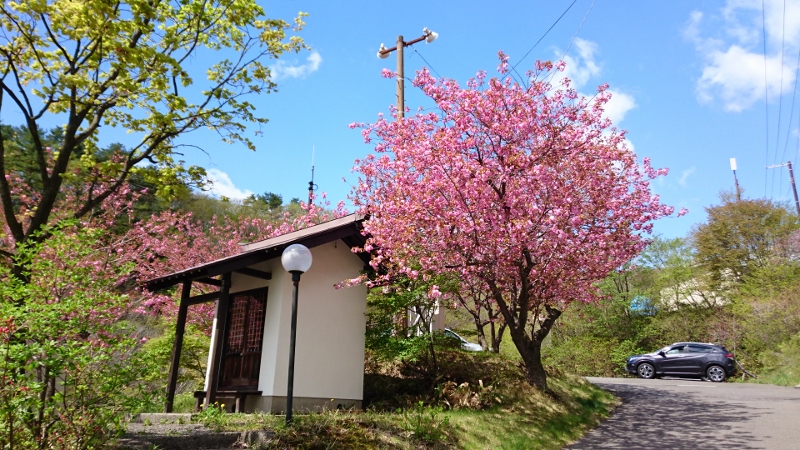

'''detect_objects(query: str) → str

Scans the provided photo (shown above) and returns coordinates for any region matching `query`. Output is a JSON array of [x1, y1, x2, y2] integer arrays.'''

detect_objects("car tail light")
[[725, 353, 734, 359]]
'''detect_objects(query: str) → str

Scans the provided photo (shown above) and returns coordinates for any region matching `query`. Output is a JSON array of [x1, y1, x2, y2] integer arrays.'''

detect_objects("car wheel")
[[706, 365, 726, 382], [637, 362, 656, 379]]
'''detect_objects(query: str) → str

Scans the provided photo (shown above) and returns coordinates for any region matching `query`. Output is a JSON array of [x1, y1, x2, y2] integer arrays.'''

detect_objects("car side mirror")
[[658, 350, 666, 357]]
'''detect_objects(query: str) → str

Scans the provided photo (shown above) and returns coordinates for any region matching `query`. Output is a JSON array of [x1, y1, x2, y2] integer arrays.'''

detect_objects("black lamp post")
[[280, 243, 312, 426]]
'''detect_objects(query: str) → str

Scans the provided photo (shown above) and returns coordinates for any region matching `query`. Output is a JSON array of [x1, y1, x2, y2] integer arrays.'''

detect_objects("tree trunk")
[[472, 316, 488, 350], [490, 322, 506, 353], [517, 338, 548, 389], [503, 304, 561, 391]]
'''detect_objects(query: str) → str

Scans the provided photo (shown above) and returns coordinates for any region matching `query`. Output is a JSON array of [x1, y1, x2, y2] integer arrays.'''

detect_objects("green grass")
[[179, 351, 617, 449], [749, 335, 800, 387], [444, 372, 616, 449], [753, 359, 800, 386]]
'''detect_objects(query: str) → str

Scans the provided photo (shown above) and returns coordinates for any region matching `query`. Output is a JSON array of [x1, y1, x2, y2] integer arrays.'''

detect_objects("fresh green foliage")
[[0, 225, 155, 449], [756, 332, 800, 386], [137, 321, 211, 411], [194, 402, 228, 431], [0, 0, 308, 258], [692, 194, 799, 288], [364, 276, 451, 373]]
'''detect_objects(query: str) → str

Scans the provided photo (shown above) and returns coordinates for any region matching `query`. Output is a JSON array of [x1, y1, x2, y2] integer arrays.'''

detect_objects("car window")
[[665, 346, 685, 355], [444, 330, 462, 341], [687, 345, 711, 353]]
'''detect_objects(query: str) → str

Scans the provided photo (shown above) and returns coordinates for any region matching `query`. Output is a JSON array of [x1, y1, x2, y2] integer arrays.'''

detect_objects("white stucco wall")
[[257, 240, 368, 401]]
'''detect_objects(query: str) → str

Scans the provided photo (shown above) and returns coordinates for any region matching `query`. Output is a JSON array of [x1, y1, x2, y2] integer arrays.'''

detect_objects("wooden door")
[[220, 288, 267, 389]]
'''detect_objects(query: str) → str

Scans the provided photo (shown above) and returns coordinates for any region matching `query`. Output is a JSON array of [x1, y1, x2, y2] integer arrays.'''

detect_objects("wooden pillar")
[[164, 280, 192, 413], [205, 272, 231, 408]]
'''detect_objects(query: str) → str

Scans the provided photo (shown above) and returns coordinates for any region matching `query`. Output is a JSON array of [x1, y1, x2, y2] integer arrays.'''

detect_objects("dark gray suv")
[[626, 342, 737, 382]]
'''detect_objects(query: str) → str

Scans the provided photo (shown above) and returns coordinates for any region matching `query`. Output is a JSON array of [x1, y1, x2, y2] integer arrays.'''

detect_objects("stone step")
[[117, 430, 272, 450], [131, 412, 193, 424]]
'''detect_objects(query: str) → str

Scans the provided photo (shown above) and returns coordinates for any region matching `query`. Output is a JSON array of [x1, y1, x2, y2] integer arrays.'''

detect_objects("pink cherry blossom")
[[351, 53, 678, 389]]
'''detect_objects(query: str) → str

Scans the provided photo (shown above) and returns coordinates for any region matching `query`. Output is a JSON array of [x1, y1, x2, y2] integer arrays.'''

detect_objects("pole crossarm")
[[376, 28, 437, 119], [377, 34, 429, 57], [766, 162, 800, 215]]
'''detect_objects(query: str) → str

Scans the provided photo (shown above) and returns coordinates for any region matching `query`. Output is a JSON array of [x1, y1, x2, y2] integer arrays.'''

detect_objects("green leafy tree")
[[545, 265, 654, 376], [365, 275, 453, 378], [0, 225, 155, 449], [244, 191, 283, 210], [692, 193, 799, 288], [0, 0, 307, 264]]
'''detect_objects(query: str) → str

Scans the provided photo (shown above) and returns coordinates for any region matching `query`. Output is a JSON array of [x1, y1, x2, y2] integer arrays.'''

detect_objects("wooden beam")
[[206, 272, 231, 408], [195, 277, 222, 287], [235, 267, 272, 281], [165, 281, 191, 413], [187, 291, 220, 306]]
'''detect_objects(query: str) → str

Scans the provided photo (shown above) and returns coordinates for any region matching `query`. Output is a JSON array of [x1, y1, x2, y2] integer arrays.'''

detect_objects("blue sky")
[[114, 1, 800, 238]]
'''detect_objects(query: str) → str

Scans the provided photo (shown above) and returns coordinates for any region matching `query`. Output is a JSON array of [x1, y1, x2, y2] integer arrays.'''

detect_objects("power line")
[[505, 0, 579, 82], [546, 0, 597, 86], [762, 0, 770, 198], [769, 0, 788, 199], [780, 45, 800, 165], [412, 47, 442, 80], [559, 0, 597, 64], [773, 0, 786, 170]]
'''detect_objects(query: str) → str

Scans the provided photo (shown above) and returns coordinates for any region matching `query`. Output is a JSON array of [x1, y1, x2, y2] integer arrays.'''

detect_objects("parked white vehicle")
[[444, 328, 483, 352]]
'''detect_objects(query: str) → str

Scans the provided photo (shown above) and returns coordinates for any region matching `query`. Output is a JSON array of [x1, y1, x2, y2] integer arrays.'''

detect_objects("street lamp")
[[281, 243, 312, 425], [377, 27, 438, 118]]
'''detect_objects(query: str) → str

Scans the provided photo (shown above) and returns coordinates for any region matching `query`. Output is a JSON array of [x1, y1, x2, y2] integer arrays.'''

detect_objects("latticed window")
[[226, 298, 247, 353], [221, 287, 268, 388], [245, 292, 266, 352]]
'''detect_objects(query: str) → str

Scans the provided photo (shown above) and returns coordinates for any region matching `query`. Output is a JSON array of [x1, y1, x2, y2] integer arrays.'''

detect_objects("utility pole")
[[730, 158, 741, 201], [766, 161, 800, 215], [789, 161, 800, 215], [377, 28, 438, 119]]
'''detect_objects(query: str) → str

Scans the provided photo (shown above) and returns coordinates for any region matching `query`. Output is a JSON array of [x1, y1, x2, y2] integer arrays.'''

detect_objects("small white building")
[[145, 214, 369, 413]]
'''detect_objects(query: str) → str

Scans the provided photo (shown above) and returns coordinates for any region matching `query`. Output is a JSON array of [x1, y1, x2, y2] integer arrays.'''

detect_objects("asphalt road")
[[566, 377, 800, 450]]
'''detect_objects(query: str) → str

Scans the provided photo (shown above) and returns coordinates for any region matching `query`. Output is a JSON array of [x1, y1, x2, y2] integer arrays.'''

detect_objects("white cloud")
[[553, 38, 637, 125], [271, 51, 322, 80], [206, 169, 253, 200], [687, 0, 800, 111], [603, 89, 637, 124], [679, 167, 696, 187], [559, 38, 601, 90], [697, 46, 791, 111]]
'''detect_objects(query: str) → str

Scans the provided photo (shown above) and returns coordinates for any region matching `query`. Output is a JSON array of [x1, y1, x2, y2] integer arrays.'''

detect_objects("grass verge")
[[175, 351, 617, 449]]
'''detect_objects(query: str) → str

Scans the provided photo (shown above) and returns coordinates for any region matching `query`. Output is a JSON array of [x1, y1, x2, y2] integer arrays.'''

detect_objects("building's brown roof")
[[144, 213, 368, 291]]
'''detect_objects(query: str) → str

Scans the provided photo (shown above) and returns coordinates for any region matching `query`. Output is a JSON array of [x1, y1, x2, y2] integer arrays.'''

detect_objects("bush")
[[0, 226, 155, 449]]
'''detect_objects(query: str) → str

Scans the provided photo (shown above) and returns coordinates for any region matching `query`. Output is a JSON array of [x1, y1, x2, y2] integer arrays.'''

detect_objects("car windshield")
[[445, 330, 462, 341]]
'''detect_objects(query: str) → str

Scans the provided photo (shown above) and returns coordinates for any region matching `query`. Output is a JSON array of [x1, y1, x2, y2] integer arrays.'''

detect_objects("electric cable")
[[503, 0, 579, 83], [762, 0, 771, 198], [773, 0, 787, 198], [546, 0, 597, 86], [775, 0, 787, 164], [412, 47, 443, 80], [558, 0, 597, 68], [780, 45, 800, 166]]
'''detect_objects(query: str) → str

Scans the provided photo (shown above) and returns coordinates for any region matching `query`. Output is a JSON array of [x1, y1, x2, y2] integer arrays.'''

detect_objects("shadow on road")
[[566, 381, 764, 449]]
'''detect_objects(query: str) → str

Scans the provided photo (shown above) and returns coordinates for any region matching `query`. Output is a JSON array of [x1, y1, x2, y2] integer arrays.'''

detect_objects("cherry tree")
[[120, 195, 349, 332], [351, 54, 683, 390]]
